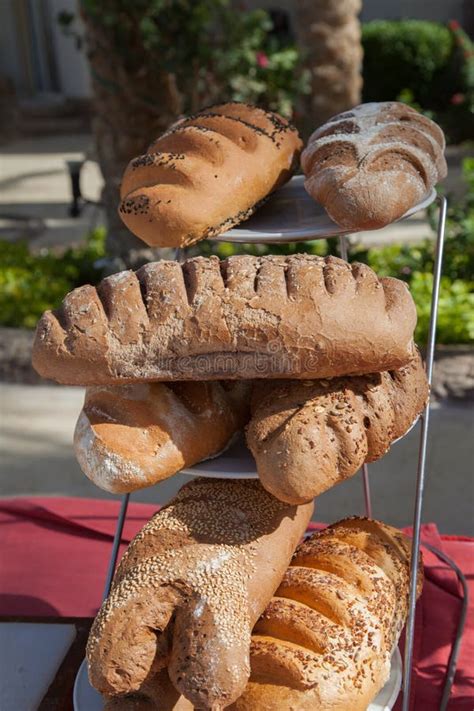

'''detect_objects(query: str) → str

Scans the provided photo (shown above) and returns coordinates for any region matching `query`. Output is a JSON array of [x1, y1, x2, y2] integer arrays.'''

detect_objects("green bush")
[[409, 272, 473, 345], [362, 19, 474, 142], [362, 20, 453, 107], [0, 229, 105, 328]]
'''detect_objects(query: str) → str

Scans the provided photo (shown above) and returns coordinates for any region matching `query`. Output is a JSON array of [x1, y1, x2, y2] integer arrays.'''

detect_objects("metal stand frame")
[[99, 195, 461, 710], [402, 194, 448, 710]]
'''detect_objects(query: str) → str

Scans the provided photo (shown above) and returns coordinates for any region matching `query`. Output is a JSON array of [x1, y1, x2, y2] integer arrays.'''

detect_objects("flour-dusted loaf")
[[87, 478, 313, 710], [103, 517, 422, 711], [302, 102, 447, 230], [32, 254, 417, 385], [74, 380, 252, 493], [247, 350, 429, 504], [118, 102, 302, 248]]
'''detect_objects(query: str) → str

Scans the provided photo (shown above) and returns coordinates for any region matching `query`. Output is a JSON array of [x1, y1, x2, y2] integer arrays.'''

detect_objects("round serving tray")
[[211, 175, 436, 244], [73, 648, 402, 710], [181, 416, 419, 479]]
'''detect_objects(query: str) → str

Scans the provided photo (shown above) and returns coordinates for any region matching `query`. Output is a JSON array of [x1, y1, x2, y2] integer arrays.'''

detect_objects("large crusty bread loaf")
[[229, 517, 423, 711], [87, 478, 313, 710], [104, 517, 422, 711], [247, 350, 429, 503], [118, 102, 302, 248], [74, 380, 252, 493], [32, 254, 417, 385], [301, 102, 446, 230]]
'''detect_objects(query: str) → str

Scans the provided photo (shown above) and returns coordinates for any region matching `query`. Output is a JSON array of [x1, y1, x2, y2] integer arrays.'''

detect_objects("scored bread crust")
[[87, 478, 313, 710], [118, 102, 302, 248], [229, 517, 423, 711], [104, 517, 422, 711], [74, 380, 252, 494], [301, 101, 447, 230], [246, 350, 429, 504], [32, 254, 417, 385]]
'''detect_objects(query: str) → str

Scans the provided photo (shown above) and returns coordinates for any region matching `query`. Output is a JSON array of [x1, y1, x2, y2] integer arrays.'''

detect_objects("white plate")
[[182, 416, 419, 479], [181, 432, 257, 478], [211, 175, 436, 244], [74, 648, 402, 710]]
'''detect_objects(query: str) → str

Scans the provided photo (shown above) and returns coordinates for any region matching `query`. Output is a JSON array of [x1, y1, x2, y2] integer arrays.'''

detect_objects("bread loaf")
[[118, 102, 302, 248], [229, 517, 423, 711], [32, 254, 417, 385], [87, 477, 313, 710], [74, 380, 251, 494], [301, 101, 446, 230], [247, 350, 429, 503], [103, 517, 422, 711]]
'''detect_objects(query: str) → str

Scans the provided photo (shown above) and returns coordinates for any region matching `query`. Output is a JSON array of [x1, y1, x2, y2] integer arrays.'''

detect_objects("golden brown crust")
[[74, 380, 251, 493], [118, 102, 302, 248], [229, 517, 423, 711], [87, 478, 313, 710], [105, 517, 422, 711], [32, 254, 417, 385], [301, 101, 447, 230], [247, 350, 429, 503]]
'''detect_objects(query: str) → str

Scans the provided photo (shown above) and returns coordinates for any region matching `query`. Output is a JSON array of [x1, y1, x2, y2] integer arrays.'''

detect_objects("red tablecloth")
[[1, 497, 472, 709]]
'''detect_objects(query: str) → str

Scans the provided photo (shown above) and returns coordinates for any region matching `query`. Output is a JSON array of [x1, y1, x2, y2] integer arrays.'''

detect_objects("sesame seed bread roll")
[[301, 101, 446, 231], [74, 380, 252, 494], [247, 349, 429, 504], [87, 478, 313, 710], [103, 517, 422, 711], [32, 254, 417, 385], [118, 102, 302, 248]]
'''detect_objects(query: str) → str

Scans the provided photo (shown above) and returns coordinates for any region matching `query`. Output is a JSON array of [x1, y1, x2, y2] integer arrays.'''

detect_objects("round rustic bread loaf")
[[302, 101, 447, 230]]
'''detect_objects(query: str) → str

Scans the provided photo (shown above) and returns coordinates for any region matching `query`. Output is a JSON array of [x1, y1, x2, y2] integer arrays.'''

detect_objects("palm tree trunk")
[[295, 0, 363, 135], [80, 8, 183, 267]]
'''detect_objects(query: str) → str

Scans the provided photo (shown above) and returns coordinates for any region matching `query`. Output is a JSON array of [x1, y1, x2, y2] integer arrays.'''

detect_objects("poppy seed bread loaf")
[[118, 102, 302, 248]]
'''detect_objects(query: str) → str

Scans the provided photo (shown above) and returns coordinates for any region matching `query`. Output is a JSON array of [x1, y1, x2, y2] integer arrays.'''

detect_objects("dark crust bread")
[[118, 102, 302, 248], [302, 101, 447, 230], [246, 349, 429, 503], [32, 254, 417, 385]]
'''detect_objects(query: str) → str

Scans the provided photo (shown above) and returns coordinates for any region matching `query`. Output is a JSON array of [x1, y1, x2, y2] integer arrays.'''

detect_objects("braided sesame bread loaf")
[[301, 101, 446, 231], [87, 478, 313, 710], [74, 380, 252, 494], [229, 517, 423, 711], [118, 102, 302, 248], [102, 517, 422, 711], [32, 254, 417, 385], [247, 350, 428, 504]]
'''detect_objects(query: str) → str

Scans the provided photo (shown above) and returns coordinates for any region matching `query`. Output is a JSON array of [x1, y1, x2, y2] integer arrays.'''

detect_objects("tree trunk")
[[294, 0, 363, 135], [80, 8, 183, 268]]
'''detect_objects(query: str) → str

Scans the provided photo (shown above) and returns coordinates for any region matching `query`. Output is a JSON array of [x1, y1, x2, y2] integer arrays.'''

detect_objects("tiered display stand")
[[75, 177, 465, 711]]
